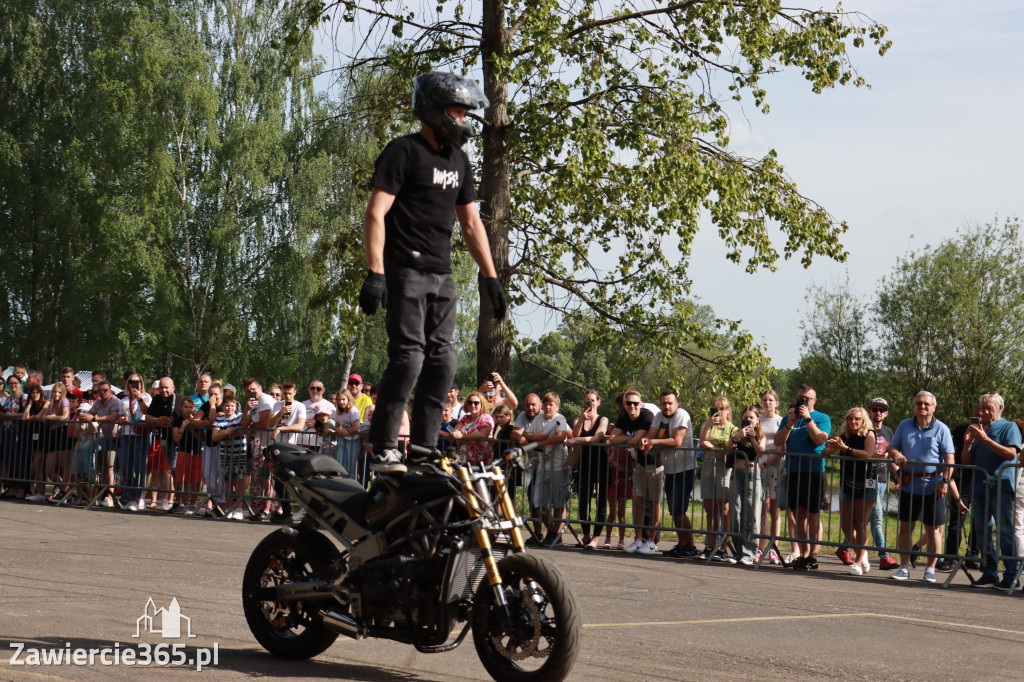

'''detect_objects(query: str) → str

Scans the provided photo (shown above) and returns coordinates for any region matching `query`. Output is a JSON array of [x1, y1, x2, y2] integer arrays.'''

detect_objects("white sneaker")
[[740, 556, 756, 566], [623, 539, 643, 553], [370, 449, 407, 475], [125, 502, 139, 512], [160, 500, 171, 511], [637, 541, 657, 555], [847, 564, 863, 576], [99, 496, 114, 508], [233, 510, 246, 520], [183, 505, 196, 516], [860, 555, 870, 573], [25, 493, 44, 503]]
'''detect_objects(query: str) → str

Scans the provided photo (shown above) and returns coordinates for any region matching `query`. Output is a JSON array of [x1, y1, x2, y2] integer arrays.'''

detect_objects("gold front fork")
[[492, 465, 526, 553], [455, 464, 504, 586]]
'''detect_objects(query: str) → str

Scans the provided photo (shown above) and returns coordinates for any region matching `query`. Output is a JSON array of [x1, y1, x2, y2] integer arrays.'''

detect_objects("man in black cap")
[[359, 72, 506, 474]]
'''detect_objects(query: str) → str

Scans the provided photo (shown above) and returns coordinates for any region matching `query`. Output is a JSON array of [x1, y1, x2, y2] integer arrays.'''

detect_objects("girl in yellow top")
[[699, 396, 738, 560]]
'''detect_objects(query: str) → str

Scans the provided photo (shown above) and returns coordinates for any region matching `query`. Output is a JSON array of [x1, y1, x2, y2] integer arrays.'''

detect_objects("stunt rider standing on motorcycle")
[[359, 72, 507, 475]]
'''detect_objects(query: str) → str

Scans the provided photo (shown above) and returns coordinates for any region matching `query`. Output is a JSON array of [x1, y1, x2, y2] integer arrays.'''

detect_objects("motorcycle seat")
[[269, 445, 347, 478], [303, 478, 371, 525]]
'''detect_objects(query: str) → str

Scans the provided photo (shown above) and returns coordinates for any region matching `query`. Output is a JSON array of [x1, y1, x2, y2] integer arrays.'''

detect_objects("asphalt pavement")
[[2, 502, 1023, 680]]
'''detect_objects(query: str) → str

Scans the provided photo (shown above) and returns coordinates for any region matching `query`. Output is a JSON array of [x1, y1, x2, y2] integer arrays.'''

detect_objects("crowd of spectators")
[[2, 363, 1023, 589]]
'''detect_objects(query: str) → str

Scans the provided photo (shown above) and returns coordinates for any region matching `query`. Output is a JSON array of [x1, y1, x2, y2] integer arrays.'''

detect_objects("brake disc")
[[491, 585, 550, 661]]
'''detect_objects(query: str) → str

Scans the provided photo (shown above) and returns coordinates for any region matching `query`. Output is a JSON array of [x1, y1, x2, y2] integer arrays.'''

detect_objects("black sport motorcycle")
[[241, 442, 580, 681]]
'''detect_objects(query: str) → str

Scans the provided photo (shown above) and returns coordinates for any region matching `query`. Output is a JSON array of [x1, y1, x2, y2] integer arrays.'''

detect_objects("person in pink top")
[[450, 392, 495, 466]]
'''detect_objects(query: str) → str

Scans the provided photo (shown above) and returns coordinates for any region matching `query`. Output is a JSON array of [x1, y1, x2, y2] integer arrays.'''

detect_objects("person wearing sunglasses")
[[449, 391, 494, 466], [346, 374, 373, 422], [85, 381, 121, 507], [867, 398, 900, 570], [884, 391, 955, 583], [301, 380, 336, 449], [607, 388, 655, 554]]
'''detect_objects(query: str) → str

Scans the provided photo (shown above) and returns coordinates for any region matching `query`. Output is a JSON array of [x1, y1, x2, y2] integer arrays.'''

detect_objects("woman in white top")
[[757, 389, 784, 563]]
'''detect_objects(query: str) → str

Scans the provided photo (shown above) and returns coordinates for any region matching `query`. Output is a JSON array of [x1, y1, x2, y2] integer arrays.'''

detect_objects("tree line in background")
[[23, 0, 1015, 428], [785, 217, 1024, 429], [1, 0, 389, 386]]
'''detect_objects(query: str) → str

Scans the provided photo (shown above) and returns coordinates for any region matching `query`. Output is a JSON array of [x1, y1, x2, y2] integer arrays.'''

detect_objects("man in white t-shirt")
[[257, 379, 309, 522], [642, 389, 695, 558], [270, 380, 308, 445], [241, 377, 276, 518], [300, 378, 336, 448]]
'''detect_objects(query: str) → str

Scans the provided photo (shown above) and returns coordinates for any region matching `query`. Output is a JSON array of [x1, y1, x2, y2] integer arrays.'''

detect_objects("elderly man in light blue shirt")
[[886, 391, 955, 583], [963, 391, 1022, 590]]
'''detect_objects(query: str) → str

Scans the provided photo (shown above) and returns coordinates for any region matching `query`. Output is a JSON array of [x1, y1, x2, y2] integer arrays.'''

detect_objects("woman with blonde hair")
[[699, 396, 737, 561], [43, 382, 72, 501], [450, 391, 494, 465], [823, 406, 877, 575]]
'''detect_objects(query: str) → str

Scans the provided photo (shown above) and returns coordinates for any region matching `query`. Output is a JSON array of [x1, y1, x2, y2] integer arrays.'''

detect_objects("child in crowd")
[[699, 396, 737, 560], [172, 396, 205, 516], [212, 395, 247, 520], [333, 389, 361, 476], [521, 392, 571, 548]]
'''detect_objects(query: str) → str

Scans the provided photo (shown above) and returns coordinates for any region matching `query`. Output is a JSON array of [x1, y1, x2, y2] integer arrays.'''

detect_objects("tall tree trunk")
[[476, 0, 511, 385]]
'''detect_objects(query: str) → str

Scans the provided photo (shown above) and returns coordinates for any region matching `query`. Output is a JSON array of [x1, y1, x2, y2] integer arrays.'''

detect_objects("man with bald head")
[[146, 377, 181, 511], [511, 393, 543, 542]]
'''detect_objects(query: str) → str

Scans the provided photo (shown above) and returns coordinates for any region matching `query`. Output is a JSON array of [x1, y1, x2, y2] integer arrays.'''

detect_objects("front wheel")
[[242, 529, 340, 659], [471, 553, 581, 682]]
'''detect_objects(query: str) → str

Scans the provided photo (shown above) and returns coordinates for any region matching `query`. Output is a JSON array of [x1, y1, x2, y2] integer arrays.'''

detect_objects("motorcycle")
[[241, 441, 581, 681]]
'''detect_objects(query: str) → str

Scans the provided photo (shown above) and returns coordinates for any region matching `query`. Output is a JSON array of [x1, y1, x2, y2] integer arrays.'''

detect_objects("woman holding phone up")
[[699, 397, 737, 561], [569, 390, 609, 549]]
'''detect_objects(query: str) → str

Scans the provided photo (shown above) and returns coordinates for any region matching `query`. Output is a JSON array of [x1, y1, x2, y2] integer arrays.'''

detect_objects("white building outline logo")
[[134, 597, 196, 639]]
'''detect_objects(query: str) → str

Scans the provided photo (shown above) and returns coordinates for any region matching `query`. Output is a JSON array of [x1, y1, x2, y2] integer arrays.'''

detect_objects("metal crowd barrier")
[[3, 422, 1022, 593]]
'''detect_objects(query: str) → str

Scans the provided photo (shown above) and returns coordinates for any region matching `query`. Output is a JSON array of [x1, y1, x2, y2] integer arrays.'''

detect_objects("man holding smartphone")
[[963, 391, 1021, 589], [774, 384, 831, 570]]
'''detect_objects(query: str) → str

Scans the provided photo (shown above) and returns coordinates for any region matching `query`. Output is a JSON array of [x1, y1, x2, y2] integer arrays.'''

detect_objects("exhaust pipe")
[[320, 610, 366, 640]]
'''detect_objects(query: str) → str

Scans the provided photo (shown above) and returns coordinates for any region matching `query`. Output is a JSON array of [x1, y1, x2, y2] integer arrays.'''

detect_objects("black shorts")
[[787, 470, 824, 513], [898, 489, 947, 526]]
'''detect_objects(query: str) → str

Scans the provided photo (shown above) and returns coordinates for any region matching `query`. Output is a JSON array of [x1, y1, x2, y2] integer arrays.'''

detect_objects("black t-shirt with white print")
[[372, 133, 477, 273]]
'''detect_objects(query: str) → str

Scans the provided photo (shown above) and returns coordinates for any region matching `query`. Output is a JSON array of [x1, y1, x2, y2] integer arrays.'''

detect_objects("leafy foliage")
[[320, 0, 889, 391]]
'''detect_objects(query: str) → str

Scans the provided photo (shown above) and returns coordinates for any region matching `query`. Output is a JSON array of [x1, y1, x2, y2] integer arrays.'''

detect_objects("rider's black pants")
[[369, 268, 457, 453]]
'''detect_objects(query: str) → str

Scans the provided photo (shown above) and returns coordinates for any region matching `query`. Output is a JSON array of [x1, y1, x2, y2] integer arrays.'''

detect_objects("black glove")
[[359, 271, 386, 315], [483, 277, 507, 319]]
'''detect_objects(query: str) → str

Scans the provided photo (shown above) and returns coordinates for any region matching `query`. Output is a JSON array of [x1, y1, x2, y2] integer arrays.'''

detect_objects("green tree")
[[796, 276, 879, 421], [875, 218, 1024, 423], [310, 0, 889, 390]]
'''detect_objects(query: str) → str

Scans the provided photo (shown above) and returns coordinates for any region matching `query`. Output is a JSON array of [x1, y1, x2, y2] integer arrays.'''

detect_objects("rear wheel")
[[471, 553, 581, 681], [242, 529, 340, 659]]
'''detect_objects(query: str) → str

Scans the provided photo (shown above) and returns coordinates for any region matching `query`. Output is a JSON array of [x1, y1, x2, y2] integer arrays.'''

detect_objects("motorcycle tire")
[[471, 553, 581, 682], [242, 528, 340, 660]]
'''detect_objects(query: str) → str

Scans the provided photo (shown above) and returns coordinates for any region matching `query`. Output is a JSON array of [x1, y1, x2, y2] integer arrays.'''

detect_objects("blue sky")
[[685, 0, 1024, 368], [318, 1, 1024, 370]]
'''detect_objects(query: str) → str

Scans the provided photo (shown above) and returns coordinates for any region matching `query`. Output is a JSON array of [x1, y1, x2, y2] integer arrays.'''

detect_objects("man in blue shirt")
[[774, 383, 830, 570], [885, 391, 955, 583], [963, 391, 1022, 589]]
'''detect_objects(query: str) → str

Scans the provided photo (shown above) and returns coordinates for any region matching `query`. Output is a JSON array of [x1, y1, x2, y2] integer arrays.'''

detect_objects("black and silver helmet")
[[412, 72, 488, 147]]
